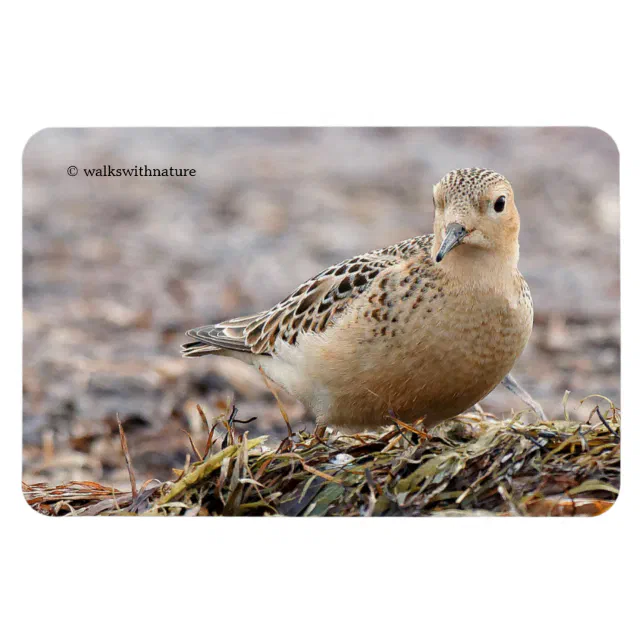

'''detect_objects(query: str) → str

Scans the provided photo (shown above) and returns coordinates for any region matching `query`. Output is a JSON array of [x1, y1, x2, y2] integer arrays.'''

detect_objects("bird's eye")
[[494, 196, 506, 213]]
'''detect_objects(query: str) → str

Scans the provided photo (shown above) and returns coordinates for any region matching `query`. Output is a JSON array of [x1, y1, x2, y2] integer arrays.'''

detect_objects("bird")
[[182, 167, 542, 435]]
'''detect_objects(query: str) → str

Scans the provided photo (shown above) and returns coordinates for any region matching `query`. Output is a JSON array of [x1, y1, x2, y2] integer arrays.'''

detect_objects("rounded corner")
[[582, 126, 620, 158], [591, 485, 621, 519], [21, 484, 56, 519], [22, 127, 55, 165]]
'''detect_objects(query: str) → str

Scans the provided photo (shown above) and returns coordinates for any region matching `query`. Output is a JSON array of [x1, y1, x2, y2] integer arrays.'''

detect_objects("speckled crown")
[[438, 168, 508, 206]]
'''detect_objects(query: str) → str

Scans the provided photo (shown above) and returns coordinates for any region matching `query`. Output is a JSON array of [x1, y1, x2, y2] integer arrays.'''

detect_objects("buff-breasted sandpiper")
[[183, 168, 544, 434]]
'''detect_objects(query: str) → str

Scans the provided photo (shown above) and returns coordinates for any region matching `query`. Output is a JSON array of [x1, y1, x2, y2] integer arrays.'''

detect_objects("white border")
[[4, 2, 640, 643]]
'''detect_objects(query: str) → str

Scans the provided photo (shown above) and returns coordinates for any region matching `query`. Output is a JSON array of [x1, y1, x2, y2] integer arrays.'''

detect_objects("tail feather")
[[182, 311, 268, 358], [181, 340, 222, 358]]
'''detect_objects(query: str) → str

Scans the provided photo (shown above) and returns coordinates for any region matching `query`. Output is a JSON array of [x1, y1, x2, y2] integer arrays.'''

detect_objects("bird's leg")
[[314, 424, 327, 440], [501, 373, 547, 421]]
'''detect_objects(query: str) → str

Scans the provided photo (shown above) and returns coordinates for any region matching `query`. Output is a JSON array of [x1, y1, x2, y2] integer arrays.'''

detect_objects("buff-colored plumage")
[[183, 168, 538, 433]]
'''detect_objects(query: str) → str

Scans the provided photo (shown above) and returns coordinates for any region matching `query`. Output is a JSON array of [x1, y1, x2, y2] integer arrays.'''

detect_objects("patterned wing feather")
[[182, 234, 434, 356]]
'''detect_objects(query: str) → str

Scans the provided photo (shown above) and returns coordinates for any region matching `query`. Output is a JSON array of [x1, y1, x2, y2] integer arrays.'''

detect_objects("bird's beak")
[[436, 223, 468, 262]]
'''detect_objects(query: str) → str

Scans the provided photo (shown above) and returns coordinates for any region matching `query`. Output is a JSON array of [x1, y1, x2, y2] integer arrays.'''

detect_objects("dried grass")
[[24, 393, 620, 517]]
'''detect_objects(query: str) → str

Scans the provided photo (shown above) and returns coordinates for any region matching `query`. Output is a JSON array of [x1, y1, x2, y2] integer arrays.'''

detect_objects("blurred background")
[[23, 127, 620, 489]]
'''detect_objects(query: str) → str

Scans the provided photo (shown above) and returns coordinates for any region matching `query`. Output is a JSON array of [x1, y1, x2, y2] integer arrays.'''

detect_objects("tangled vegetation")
[[24, 393, 620, 517]]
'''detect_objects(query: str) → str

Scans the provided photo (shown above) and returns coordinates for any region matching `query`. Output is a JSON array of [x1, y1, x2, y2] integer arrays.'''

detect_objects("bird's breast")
[[268, 271, 533, 430], [309, 276, 531, 428]]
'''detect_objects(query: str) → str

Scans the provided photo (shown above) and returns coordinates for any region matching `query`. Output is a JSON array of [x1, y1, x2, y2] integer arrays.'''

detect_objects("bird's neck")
[[435, 244, 520, 293]]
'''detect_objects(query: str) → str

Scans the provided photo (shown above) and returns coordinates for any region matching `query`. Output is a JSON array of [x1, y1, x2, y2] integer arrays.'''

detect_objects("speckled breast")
[[321, 272, 533, 429]]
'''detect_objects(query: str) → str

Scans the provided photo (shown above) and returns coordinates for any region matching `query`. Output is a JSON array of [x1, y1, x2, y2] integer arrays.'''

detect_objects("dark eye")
[[494, 196, 506, 213]]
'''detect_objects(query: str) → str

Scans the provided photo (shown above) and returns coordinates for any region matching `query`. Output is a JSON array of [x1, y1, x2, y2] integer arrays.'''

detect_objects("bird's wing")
[[183, 234, 434, 356]]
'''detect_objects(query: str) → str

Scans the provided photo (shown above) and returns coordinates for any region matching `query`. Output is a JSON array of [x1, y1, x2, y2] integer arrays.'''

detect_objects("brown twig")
[[196, 404, 209, 433], [180, 428, 203, 461], [117, 414, 137, 499], [204, 421, 218, 458], [389, 417, 414, 447]]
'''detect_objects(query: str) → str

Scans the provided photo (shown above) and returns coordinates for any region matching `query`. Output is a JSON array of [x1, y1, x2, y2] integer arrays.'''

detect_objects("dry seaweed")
[[24, 395, 620, 517]]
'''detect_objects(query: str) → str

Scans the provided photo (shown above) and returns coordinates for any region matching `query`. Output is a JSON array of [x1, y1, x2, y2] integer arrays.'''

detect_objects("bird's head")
[[432, 168, 520, 266]]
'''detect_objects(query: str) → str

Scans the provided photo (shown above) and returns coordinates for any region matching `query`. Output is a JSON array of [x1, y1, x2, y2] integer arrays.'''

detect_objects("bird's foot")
[[501, 373, 547, 421]]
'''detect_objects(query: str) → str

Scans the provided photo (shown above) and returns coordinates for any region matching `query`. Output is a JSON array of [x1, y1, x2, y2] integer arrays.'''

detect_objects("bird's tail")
[[181, 312, 267, 358], [180, 340, 223, 358]]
